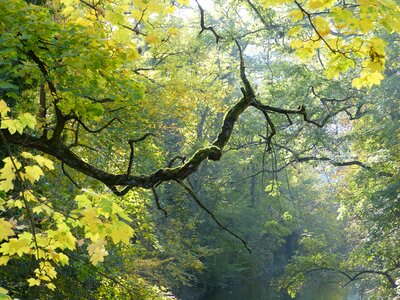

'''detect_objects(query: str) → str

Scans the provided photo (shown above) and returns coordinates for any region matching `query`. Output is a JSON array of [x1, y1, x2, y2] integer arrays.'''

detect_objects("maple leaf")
[[109, 220, 134, 244], [23, 165, 44, 184], [33, 155, 54, 170], [18, 113, 37, 129], [314, 17, 330, 36], [0, 119, 24, 135], [27, 278, 41, 287], [21, 152, 54, 170], [0, 256, 10, 266], [289, 10, 303, 22], [0, 218, 14, 241], [0, 100, 10, 117], [0, 237, 31, 257], [87, 239, 108, 265]]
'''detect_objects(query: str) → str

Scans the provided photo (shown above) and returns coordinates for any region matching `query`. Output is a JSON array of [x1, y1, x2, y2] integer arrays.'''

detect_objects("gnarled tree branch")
[[195, 0, 222, 43]]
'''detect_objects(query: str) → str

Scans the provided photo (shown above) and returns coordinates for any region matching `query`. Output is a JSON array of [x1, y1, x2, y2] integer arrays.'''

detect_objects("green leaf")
[[18, 113, 37, 129]]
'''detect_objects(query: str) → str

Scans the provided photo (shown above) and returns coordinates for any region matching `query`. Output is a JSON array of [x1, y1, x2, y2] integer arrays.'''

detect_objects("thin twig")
[[151, 187, 167, 217], [176, 180, 252, 253]]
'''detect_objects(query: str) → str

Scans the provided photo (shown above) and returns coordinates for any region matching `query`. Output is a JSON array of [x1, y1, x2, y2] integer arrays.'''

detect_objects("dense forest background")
[[0, 0, 399, 299]]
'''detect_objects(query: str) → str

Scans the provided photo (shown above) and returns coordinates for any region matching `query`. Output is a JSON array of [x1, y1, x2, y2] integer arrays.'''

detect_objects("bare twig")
[[195, 0, 222, 43], [62, 162, 81, 188], [151, 187, 167, 217], [176, 180, 252, 253]]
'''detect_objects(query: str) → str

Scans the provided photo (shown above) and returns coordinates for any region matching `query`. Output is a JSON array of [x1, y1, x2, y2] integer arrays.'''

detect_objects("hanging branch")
[[61, 162, 81, 188], [66, 252, 136, 300], [151, 187, 168, 217], [176, 180, 252, 253], [285, 266, 399, 291], [127, 133, 155, 176], [76, 117, 121, 134], [252, 101, 323, 127], [245, 0, 275, 30]]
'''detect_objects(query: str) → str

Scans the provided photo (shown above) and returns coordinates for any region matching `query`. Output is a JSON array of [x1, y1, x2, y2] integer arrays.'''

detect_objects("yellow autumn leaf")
[[48, 228, 76, 251], [307, 0, 334, 10], [0, 100, 10, 117], [359, 18, 374, 33], [109, 220, 134, 244], [145, 32, 160, 44], [366, 71, 384, 86], [289, 10, 304, 22], [46, 283, 56, 290], [130, 8, 144, 21], [34, 155, 54, 170], [0, 118, 24, 135], [0, 236, 31, 257], [314, 16, 330, 36], [0, 158, 18, 192], [27, 278, 41, 287], [21, 152, 54, 170], [57, 253, 69, 266], [22, 190, 37, 202], [287, 25, 302, 37], [366, 60, 385, 72], [0, 256, 10, 266], [290, 39, 303, 49], [0, 178, 14, 192], [0, 218, 14, 241], [330, 7, 353, 29], [23, 165, 44, 184], [87, 239, 108, 265], [352, 71, 384, 89], [81, 207, 99, 230]]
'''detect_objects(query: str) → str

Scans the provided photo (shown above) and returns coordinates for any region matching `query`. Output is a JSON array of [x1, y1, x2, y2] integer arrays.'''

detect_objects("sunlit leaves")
[[0, 100, 10, 117], [71, 190, 135, 264], [280, 0, 399, 88], [22, 165, 44, 184], [0, 219, 14, 242], [87, 239, 108, 265], [306, 0, 334, 10], [21, 152, 54, 170], [0, 107, 137, 290], [352, 71, 384, 89], [313, 17, 330, 36], [0, 101, 36, 134], [18, 113, 37, 130], [0, 287, 11, 300], [0, 187, 136, 289], [324, 53, 355, 79], [109, 220, 134, 244], [289, 9, 303, 22]]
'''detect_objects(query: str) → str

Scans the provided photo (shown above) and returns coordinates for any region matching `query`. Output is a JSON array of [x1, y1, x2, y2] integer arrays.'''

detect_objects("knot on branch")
[[207, 145, 222, 161]]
